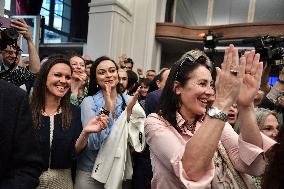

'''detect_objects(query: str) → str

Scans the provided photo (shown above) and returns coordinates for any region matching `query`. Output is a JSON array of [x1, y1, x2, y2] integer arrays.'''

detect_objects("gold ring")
[[230, 69, 238, 76]]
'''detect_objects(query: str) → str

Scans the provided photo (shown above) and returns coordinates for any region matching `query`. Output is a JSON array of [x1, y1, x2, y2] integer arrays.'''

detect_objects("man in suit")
[[145, 68, 170, 116], [0, 79, 43, 189]]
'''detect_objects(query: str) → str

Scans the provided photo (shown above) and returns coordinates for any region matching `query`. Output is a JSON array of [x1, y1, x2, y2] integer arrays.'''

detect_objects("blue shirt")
[[77, 90, 130, 172]]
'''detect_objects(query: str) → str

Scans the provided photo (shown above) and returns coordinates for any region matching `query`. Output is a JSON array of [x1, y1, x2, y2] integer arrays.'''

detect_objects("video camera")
[[243, 35, 284, 62], [203, 30, 223, 50]]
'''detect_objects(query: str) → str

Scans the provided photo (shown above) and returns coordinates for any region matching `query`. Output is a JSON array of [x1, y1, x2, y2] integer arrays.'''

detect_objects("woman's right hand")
[[213, 44, 245, 112], [84, 114, 109, 134], [71, 71, 88, 96]]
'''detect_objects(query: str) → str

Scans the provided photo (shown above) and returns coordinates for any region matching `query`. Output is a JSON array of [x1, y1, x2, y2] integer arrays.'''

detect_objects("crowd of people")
[[0, 18, 284, 189]]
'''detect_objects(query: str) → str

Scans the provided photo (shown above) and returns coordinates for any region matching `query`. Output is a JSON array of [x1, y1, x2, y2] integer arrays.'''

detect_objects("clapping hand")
[[237, 50, 263, 107], [103, 82, 115, 117], [214, 44, 245, 112], [72, 71, 88, 88]]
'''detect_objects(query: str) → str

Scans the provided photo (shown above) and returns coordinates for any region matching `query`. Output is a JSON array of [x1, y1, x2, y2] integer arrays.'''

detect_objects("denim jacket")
[[77, 90, 130, 172]]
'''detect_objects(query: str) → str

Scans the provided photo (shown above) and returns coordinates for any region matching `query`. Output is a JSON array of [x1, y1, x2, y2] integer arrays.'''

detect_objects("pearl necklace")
[[41, 108, 62, 116]]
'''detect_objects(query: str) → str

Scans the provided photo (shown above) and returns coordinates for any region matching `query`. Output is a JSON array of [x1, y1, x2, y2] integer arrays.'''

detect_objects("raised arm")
[[11, 19, 40, 73], [75, 114, 109, 154], [182, 45, 245, 181], [237, 50, 263, 148]]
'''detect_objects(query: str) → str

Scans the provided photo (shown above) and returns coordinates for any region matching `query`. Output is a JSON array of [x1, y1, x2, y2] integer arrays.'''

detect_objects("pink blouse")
[[145, 113, 276, 189]]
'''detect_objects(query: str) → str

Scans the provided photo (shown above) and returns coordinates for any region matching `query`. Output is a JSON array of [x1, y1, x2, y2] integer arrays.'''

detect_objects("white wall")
[[86, 0, 167, 72]]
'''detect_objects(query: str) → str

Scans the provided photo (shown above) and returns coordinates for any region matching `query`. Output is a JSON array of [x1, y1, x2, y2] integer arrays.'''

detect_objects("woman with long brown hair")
[[30, 55, 109, 189]]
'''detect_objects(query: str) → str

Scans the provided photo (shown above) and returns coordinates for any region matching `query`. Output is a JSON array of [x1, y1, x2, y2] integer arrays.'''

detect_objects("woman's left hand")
[[84, 114, 110, 133], [237, 50, 263, 107], [102, 82, 116, 117]]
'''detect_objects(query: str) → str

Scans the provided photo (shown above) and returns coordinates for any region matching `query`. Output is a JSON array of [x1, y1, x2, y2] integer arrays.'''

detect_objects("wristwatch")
[[207, 107, 228, 122]]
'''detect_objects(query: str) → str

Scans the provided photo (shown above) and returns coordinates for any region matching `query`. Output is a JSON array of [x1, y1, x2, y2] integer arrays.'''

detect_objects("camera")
[[243, 35, 284, 62], [0, 27, 19, 51], [0, 16, 19, 51]]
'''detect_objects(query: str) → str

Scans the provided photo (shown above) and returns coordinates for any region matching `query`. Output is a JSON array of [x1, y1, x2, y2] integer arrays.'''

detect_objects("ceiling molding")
[[156, 22, 284, 41]]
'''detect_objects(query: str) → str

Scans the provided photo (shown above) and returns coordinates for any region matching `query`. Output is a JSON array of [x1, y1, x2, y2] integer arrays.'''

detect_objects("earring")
[[96, 84, 99, 88]]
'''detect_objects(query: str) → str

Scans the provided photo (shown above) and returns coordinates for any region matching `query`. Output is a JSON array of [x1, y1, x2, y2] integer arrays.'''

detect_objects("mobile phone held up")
[[99, 107, 110, 116], [0, 16, 19, 50]]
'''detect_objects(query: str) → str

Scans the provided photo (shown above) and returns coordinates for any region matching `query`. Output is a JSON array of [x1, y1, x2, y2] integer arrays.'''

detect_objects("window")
[[4, 0, 12, 17], [40, 0, 71, 43], [4, 0, 11, 11]]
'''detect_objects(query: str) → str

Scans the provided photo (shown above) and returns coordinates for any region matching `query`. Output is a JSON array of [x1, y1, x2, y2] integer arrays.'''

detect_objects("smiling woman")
[[145, 45, 276, 189], [29, 55, 110, 188], [75, 56, 145, 189], [69, 55, 88, 107]]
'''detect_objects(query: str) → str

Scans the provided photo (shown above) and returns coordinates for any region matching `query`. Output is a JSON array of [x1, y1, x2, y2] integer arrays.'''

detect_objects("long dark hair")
[[158, 50, 213, 132], [30, 54, 73, 129], [262, 125, 284, 189], [87, 56, 127, 109]]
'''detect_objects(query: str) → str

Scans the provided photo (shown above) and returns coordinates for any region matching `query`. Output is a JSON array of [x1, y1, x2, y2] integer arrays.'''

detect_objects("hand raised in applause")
[[213, 44, 245, 112], [237, 50, 263, 107], [103, 82, 115, 116]]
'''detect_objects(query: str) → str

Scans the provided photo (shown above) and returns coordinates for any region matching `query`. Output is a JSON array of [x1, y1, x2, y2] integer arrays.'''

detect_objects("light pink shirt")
[[145, 113, 276, 189]]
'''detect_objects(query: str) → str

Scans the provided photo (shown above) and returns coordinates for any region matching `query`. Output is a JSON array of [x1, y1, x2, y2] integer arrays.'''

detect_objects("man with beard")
[[118, 68, 128, 94]]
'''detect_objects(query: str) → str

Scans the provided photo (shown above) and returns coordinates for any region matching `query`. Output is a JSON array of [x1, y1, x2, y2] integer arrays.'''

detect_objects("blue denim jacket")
[[77, 90, 130, 172]]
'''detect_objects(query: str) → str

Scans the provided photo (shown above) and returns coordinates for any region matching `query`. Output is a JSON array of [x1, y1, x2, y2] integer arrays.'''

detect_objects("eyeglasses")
[[175, 54, 208, 80], [2, 50, 21, 56]]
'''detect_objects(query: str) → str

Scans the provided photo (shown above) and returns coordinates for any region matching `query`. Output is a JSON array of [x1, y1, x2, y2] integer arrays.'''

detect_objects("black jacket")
[[36, 106, 82, 170], [0, 80, 44, 189]]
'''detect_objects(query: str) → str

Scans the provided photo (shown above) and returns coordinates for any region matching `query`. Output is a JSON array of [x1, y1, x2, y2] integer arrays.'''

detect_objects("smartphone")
[[99, 107, 110, 116], [0, 16, 11, 28]]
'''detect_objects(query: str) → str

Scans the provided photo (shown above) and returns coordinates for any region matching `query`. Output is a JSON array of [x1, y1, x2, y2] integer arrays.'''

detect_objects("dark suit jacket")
[[0, 80, 44, 189], [132, 89, 162, 189], [145, 89, 162, 116]]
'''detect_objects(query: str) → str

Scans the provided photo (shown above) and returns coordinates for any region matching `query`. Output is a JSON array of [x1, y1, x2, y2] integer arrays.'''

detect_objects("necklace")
[[41, 108, 62, 116], [181, 120, 197, 134]]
